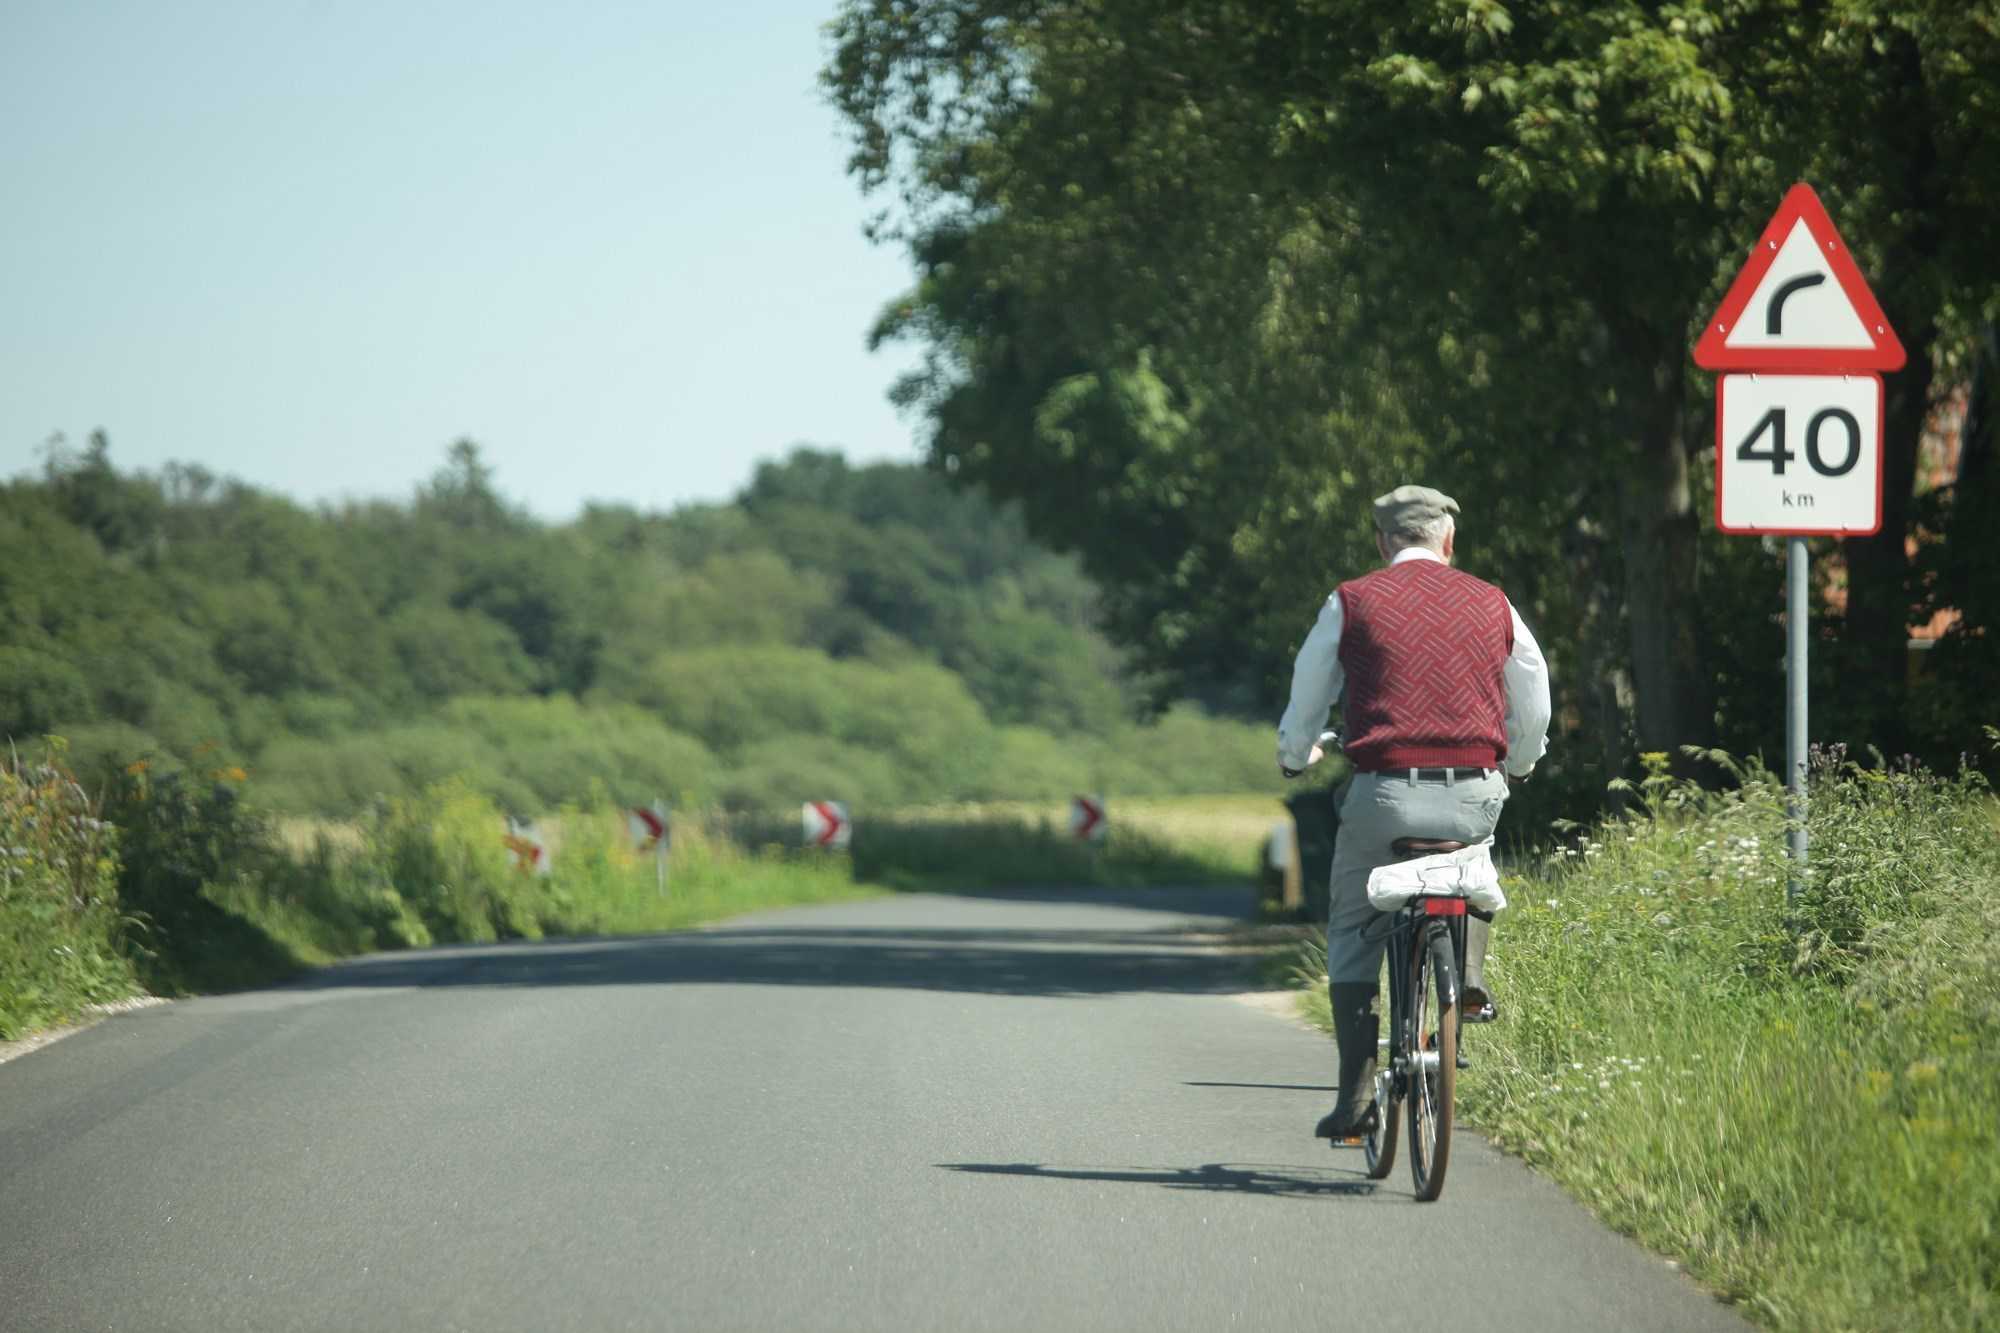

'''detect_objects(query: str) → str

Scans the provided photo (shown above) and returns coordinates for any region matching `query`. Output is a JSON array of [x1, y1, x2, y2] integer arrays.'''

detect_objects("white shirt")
[[1276, 548, 1551, 777]]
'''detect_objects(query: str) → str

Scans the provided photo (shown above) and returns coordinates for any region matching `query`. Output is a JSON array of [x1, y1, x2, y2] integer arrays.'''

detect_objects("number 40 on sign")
[[1715, 372, 1882, 535]]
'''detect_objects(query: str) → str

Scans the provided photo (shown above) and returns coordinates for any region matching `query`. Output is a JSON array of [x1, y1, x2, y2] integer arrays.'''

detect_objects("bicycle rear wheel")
[[1362, 1064, 1400, 1179], [1406, 924, 1458, 1202]]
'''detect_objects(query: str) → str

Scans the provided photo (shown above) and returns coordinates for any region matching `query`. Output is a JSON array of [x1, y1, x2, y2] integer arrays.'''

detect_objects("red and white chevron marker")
[[1069, 794, 1107, 843], [503, 819, 550, 876], [627, 804, 668, 853], [802, 800, 851, 851]]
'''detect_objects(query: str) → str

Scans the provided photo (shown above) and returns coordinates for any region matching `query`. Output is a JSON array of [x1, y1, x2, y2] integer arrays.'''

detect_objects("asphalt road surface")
[[0, 887, 1749, 1332]]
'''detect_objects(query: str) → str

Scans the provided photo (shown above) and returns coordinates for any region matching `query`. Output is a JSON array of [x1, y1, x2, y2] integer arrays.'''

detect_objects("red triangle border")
[[1692, 183, 1905, 372]]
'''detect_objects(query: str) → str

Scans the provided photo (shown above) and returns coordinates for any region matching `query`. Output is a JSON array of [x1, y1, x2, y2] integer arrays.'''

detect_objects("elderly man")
[[1277, 485, 1551, 1140]]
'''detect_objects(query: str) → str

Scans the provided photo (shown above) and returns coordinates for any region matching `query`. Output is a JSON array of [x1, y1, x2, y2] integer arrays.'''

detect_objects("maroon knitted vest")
[[1336, 559, 1513, 772]]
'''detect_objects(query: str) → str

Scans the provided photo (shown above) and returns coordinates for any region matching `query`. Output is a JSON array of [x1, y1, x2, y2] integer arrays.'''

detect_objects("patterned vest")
[[1336, 559, 1513, 771]]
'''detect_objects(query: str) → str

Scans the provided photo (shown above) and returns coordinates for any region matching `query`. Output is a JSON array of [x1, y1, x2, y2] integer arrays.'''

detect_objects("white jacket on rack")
[[1365, 838, 1507, 914]]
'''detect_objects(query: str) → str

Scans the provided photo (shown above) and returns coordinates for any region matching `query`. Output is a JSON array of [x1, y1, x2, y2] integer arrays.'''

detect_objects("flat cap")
[[1373, 484, 1460, 538]]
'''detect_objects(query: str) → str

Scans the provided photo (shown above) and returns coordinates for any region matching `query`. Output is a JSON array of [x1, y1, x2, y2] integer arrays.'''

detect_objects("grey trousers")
[[1324, 769, 1510, 985]]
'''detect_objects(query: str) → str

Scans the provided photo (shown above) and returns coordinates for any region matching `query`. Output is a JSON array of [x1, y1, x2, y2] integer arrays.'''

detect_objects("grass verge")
[[1288, 751, 2000, 1331], [3, 759, 1264, 1037]]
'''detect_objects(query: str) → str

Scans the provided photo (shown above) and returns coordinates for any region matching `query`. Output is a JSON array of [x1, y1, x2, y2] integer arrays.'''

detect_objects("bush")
[[847, 811, 1243, 889], [0, 743, 137, 1038], [440, 696, 720, 809], [985, 727, 1095, 799], [99, 761, 301, 994], [366, 779, 566, 943], [718, 735, 906, 813], [1100, 704, 1287, 797], [0, 644, 94, 739]]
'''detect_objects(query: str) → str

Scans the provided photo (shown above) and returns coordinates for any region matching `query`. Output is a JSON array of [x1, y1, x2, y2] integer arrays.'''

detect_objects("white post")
[[655, 798, 669, 896]]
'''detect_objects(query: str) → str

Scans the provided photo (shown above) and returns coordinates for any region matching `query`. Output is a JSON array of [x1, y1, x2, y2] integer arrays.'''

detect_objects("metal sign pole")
[[1785, 537, 1809, 904]]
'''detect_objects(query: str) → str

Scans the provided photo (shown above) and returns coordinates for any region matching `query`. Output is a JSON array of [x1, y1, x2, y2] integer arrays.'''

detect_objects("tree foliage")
[[825, 0, 2000, 778], [0, 439, 1275, 815]]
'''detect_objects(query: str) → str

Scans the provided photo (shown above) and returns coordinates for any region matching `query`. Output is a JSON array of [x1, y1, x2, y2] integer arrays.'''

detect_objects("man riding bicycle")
[[1276, 485, 1552, 1140]]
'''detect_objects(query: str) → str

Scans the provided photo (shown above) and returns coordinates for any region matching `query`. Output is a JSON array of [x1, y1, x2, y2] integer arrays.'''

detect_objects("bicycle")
[[1282, 728, 1497, 1201], [1348, 834, 1494, 1202]]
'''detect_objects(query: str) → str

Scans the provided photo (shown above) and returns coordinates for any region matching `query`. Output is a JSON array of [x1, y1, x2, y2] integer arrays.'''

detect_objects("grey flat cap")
[[1373, 484, 1459, 538]]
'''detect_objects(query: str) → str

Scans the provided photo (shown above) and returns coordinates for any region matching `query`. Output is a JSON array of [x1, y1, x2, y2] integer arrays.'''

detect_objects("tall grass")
[[200, 783, 874, 980], [1291, 750, 2000, 1330], [718, 797, 1257, 891], [3, 741, 1266, 1040], [34, 778, 1258, 1008], [0, 744, 139, 1039]]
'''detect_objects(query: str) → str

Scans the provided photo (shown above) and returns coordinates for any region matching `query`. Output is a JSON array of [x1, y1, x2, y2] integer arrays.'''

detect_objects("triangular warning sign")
[[1692, 183, 1904, 372]]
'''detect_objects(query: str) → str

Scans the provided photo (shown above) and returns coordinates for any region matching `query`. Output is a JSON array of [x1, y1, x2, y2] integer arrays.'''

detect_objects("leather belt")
[[1363, 767, 1496, 782]]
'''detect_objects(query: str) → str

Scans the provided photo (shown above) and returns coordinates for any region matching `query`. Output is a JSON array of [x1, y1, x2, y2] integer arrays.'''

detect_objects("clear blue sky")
[[0, 1, 924, 519]]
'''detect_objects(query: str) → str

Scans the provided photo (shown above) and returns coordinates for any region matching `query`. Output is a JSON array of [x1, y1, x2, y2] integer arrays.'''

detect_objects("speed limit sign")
[[1714, 372, 1882, 536]]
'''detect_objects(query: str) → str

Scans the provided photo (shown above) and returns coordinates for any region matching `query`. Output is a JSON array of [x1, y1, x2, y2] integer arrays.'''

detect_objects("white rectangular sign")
[[1714, 373, 1882, 535]]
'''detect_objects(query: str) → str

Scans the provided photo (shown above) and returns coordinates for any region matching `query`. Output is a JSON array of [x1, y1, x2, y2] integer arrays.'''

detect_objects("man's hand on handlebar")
[[1281, 730, 1340, 780]]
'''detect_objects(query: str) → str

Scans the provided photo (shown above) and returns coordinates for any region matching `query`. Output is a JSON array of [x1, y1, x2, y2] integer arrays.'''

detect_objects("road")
[[0, 887, 1748, 1332]]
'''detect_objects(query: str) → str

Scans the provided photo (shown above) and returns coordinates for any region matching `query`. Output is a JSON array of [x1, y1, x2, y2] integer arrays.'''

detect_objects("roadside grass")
[[714, 793, 1277, 891], [4, 764, 1265, 1028], [840, 795, 1266, 890], [199, 784, 878, 982], [1288, 752, 2000, 1331], [883, 793, 1287, 874]]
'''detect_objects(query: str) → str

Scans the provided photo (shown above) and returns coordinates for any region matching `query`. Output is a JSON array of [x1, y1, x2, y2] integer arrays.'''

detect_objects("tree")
[[826, 0, 2000, 768]]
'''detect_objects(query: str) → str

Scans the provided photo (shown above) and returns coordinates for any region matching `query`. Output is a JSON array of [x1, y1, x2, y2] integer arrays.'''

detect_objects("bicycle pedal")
[[1334, 1134, 1366, 1147]]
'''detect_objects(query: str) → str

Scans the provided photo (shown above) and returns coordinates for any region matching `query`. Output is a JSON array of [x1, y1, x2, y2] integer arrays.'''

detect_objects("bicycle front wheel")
[[1406, 924, 1458, 1202]]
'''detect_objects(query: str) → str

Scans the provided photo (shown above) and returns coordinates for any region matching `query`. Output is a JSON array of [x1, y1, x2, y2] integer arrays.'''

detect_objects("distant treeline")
[[0, 436, 1280, 815]]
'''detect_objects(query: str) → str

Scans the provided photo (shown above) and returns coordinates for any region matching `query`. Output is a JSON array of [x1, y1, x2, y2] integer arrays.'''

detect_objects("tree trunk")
[[1617, 358, 1712, 759], [1833, 25, 1942, 758], [1837, 350, 1932, 756], [1561, 512, 1634, 795]]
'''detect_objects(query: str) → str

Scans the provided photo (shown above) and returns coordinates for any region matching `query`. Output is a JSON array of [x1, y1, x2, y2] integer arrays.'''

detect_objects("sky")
[[0, 1, 927, 520]]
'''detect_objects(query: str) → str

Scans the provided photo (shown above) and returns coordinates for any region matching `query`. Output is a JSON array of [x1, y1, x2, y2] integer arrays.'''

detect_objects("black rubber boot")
[[1314, 982, 1379, 1138], [1462, 916, 1497, 1023]]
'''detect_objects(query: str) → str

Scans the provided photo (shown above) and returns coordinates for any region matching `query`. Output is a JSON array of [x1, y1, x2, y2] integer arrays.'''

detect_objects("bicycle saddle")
[[1391, 837, 1467, 858]]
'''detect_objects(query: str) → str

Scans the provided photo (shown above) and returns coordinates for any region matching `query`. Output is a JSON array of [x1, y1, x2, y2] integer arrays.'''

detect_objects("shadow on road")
[[1185, 1081, 1336, 1092], [285, 890, 1280, 1000], [938, 1161, 1379, 1199]]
